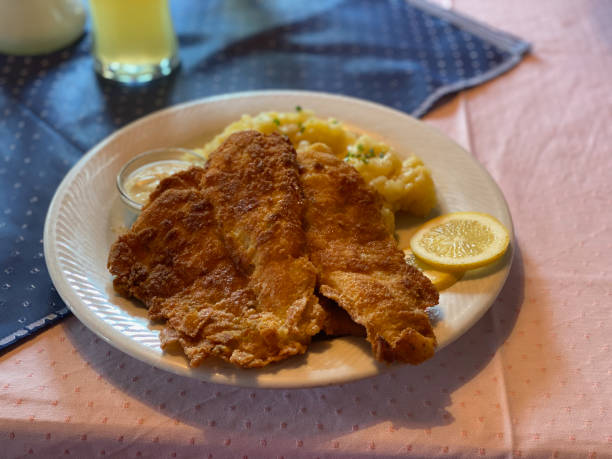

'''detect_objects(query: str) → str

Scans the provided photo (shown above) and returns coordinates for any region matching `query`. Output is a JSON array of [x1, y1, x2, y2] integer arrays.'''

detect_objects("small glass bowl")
[[116, 147, 206, 212]]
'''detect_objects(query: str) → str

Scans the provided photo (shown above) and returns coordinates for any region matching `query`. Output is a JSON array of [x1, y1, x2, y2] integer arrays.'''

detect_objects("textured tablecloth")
[[1, 0, 612, 457]]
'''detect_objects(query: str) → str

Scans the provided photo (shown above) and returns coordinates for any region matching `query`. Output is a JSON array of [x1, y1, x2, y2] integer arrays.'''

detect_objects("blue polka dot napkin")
[[0, 0, 529, 350]]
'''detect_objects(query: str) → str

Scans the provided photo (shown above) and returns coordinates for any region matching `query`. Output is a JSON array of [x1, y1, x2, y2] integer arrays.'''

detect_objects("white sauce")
[[124, 160, 190, 205]]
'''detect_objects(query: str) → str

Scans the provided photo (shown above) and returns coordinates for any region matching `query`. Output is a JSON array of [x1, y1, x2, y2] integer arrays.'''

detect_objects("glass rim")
[[116, 147, 206, 212]]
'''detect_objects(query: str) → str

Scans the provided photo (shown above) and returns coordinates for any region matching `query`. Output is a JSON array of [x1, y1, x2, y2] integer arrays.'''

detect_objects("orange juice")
[[89, 0, 179, 82]]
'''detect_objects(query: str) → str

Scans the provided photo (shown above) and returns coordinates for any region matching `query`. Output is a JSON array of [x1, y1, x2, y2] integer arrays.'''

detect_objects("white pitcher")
[[0, 0, 86, 55]]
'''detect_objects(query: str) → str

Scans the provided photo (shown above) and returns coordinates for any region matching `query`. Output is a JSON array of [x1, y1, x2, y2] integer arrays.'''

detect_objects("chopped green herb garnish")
[[344, 149, 377, 164], [273, 118, 280, 126], [295, 105, 302, 112], [357, 144, 364, 152], [300, 126, 305, 133]]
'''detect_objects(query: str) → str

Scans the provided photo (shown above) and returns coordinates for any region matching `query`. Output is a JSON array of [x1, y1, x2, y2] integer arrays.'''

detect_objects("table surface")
[[2, 0, 612, 457]]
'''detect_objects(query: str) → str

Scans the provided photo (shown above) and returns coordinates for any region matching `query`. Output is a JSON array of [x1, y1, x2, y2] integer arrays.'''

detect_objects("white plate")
[[44, 90, 513, 388]]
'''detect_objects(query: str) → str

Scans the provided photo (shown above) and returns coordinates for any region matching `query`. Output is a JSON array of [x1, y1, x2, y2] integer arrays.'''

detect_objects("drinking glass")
[[89, 0, 179, 83]]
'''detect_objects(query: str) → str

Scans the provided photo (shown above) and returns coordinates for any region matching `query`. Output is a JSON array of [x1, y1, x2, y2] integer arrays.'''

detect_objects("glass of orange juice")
[[89, 0, 179, 83]]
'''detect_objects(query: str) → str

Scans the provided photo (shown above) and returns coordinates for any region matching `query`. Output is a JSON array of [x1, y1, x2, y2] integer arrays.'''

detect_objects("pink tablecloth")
[[2, 0, 611, 457]]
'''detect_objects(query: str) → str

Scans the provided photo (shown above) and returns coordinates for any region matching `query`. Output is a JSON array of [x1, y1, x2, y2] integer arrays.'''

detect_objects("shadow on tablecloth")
[[588, 1, 612, 51]]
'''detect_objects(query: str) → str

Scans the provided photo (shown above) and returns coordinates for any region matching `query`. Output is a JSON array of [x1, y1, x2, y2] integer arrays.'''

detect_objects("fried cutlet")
[[297, 144, 438, 364], [109, 131, 437, 368], [202, 131, 324, 345], [107, 164, 320, 367], [318, 295, 366, 338]]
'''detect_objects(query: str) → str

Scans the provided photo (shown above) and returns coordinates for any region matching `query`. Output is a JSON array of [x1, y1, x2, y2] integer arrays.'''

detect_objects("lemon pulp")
[[410, 212, 510, 271]]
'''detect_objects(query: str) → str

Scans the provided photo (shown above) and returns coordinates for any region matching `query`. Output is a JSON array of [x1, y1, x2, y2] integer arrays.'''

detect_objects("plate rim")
[[44, 89, 514, 388]]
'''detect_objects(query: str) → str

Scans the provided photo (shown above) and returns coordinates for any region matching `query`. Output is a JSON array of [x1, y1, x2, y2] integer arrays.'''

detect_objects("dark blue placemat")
[[0, 0, 529, 350]]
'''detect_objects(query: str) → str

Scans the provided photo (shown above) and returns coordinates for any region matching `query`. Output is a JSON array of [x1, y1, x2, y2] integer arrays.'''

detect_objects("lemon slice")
[[410, 212, 510, 270], [404, 248, 463, 291]]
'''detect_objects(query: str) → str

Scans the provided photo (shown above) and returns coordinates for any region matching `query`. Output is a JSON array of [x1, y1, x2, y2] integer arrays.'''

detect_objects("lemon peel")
[[404, 248, 463, 291]]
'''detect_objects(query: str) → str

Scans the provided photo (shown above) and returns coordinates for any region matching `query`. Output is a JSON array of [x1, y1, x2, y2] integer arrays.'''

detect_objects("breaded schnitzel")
[[318, 295, 366, 338], [108, 132, 325, 367], [203, 131, 324, 343], [109, 168, 279, 367], [298, 144, 438, 364], [108, 131, 437, 368]]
